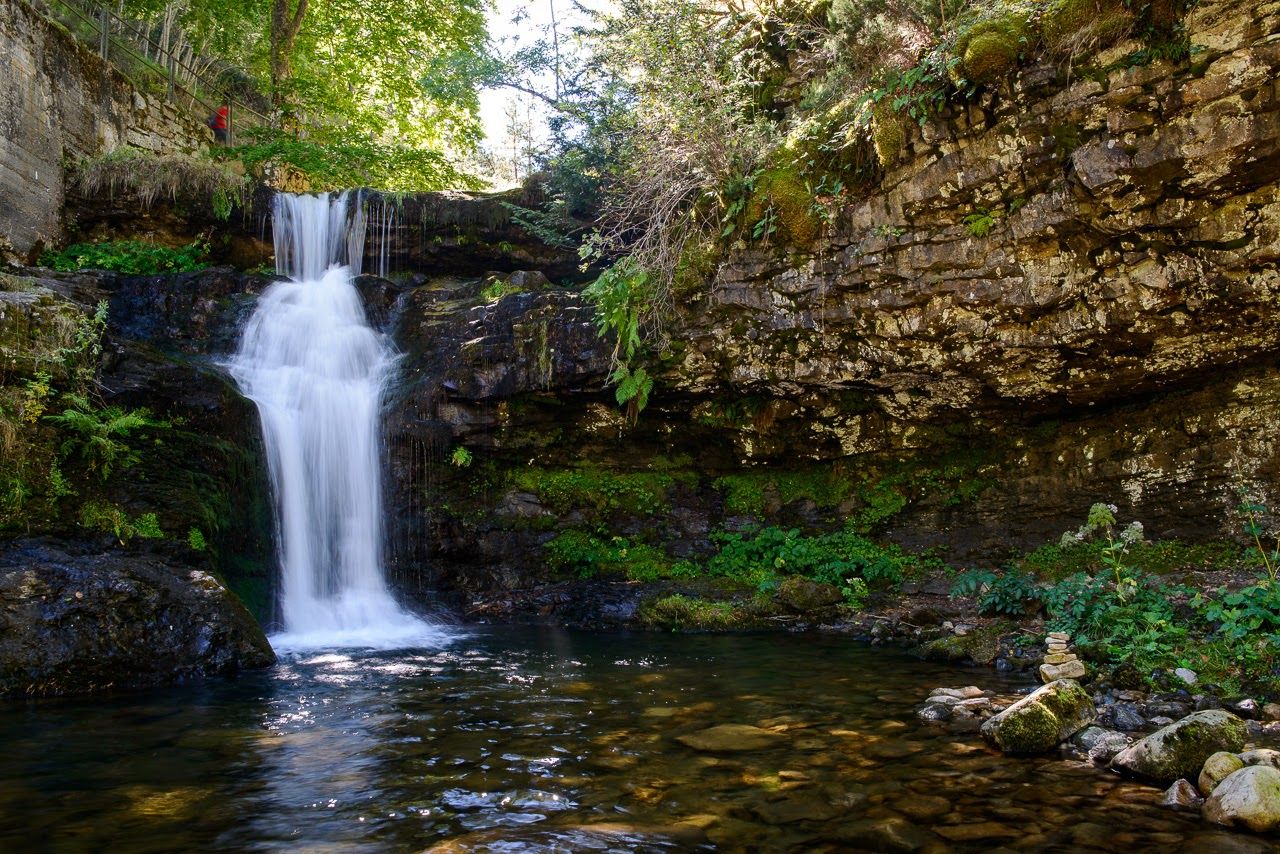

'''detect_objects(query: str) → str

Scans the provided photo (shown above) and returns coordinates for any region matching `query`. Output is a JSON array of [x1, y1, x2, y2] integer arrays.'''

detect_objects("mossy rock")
[[953, 10, 1035, 85], [1041, 0, 1134, 55], [638, 594, 760, 632], [1110, 710, 1248, 784], [672, 236, 721, 298], [870, 103, 905, 169], [981, 678, 1097, 754], [919, 624, 1003, 665], [744, 166, 822, 248], [775, 577, 844, 613]]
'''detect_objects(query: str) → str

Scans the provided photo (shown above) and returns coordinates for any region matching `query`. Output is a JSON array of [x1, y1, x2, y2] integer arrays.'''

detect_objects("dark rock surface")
[[0, 539, 274, 697]]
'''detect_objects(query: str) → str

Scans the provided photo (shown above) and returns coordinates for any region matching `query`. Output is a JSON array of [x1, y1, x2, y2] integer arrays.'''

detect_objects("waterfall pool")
[[0, 628, 1247, 852]]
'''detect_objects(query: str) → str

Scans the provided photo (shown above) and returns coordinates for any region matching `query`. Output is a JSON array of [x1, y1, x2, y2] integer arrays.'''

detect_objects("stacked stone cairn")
[[1040, 631, 1086, 682]]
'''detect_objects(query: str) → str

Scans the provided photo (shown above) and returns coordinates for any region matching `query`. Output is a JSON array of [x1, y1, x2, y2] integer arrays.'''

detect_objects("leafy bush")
[[951, 568, 1041, 615], [707, 526, 912, 590], [40, 240, 210, 275], [543, 531, 684, 581], [79, 502, 164, 543]]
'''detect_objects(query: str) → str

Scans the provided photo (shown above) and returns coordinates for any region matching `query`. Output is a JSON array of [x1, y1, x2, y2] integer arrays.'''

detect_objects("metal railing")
[[33, 0, 272, 145]]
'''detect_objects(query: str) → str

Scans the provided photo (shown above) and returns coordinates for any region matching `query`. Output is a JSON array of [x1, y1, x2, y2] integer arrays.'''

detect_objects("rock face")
[[1202, 765, 1280, 833], [0, 0, 210, 261], [1110, 710, 1248, 784], [361, 0, 1280, 604], [0, 539, 275, 696], [980, 678, 1095, 754]]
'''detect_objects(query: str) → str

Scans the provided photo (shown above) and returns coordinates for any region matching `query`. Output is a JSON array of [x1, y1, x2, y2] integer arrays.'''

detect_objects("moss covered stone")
[[1110, 710, 1248, 784], [920, 623, 1004, 665], [1042, 0, 1134, 55], [871, 102, 905, 168], [745, 166, 822, 247], [953, 9, 1035, 85], [981, 678, 1096, 754]]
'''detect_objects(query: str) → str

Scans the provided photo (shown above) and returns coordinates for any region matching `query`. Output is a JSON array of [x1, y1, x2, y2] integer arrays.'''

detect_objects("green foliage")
[[45, 395, 166, 481], [963, 208, 998, 237], [640, 594, 743, 631], [511, 467, 675, 517], [544, 531, 685, 581], [224, 128, 481, 193], [450, 447, 474, 468], [40, 241, 210, 275], [502, 203, 578, 249], [582, 257, 659, 421], [951, 568, 1042, 615], [706, 526, 913, 592], [187, 527, 208, 551], [715, 468, 855, 518], [78, 501, 162, 543]]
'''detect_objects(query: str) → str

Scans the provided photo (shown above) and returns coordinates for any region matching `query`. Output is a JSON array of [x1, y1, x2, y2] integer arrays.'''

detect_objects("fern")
[[45, 394, 165, 481]]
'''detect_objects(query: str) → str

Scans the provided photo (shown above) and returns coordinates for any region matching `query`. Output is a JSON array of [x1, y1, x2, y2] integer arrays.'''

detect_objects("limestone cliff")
[[383, 0, 1280, 592]]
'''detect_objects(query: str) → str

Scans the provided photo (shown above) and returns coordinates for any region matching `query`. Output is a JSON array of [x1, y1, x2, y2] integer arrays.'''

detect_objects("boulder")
[[1110, 710, 1248, 784], [0, 540, 275, 696], [1199, 751, 1245, 796], [1068, 726, 1132, 764], [980, 679, 1096, 754], [1202, 765, 1280, 832], [775, 577, 845, 612]]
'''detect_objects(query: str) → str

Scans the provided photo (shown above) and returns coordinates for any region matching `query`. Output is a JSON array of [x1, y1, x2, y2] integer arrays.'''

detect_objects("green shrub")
[[543, 530, 681, 581], [40, 240, 210, 275], [45, 394, 167, 481]]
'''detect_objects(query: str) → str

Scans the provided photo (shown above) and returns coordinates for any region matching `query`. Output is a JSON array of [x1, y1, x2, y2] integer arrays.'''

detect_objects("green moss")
[[638, 594, 755, 631], [953, 7, 1036, 85], [745, 165, 822, 247], [1042, 0, 1134, 55], [715, 467, 855, 518], [510, 465, 678, 517], [1020, 538, 1244, 580], [920, 622, 1006, 664], [871, 102, 905, 168], [672, 236, 721, 298]]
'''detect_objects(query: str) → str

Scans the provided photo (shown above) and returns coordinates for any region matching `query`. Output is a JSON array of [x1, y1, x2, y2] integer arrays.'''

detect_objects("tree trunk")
[[270, 0, 309, 109]]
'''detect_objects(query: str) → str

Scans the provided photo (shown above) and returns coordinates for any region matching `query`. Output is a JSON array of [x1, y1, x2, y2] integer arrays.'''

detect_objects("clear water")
[[229, 192, 436, 650], [0, 629, 1246, 853]]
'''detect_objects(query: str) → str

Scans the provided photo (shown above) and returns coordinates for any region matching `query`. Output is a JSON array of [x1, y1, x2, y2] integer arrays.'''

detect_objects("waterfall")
[[230, 191, 440, 652]]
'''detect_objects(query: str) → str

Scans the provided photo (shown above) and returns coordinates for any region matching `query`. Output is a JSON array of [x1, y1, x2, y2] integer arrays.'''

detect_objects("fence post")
[[98, 6, 109, 60]]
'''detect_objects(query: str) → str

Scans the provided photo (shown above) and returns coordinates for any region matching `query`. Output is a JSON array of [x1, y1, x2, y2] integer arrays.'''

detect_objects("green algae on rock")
[[1109, 710, 1248, 784], [980, 678, 1096, 754]]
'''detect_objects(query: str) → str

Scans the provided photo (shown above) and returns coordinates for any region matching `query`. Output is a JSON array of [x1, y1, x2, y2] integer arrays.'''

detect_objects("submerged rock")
[[1202, 765, 1280, 832], [1109, 710, 1247, 785], [676, 724, 786, 753], [0, 539, 274, 696], [1161, 779, 1204, 811], [980, 678, 1096, 754]]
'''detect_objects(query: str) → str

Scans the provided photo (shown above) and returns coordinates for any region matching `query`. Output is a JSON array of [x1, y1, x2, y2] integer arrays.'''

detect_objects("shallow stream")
[[0, 629, 1263, 852]]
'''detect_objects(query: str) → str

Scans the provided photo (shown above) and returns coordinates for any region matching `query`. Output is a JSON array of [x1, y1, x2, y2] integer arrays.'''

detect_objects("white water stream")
[[230, 192, 441, 652]]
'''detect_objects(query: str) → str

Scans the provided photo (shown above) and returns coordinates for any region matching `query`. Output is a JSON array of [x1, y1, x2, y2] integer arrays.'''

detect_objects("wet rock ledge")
[[0, 539, 274, 697]]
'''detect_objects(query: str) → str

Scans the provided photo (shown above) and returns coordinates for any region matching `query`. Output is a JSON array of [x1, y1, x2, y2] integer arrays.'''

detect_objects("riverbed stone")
[[1069, 726, 1132, 764], [1239, 748, 1280, 769], [676, 724, 786, 753], [981, 679, 1096, 754], [834, 816, 940, 852], [1202, 765, 1280, 832], [1198, 752, 1245, 796], [1161, 779, 1204, 810], [1109, 710, 1248, 784]]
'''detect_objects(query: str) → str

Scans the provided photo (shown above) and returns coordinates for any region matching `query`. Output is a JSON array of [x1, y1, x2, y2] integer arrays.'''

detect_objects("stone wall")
[[0, 0, 209, 261]]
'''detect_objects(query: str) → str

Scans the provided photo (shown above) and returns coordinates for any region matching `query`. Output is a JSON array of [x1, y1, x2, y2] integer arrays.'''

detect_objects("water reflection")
[[0, 629, 1261, 852]]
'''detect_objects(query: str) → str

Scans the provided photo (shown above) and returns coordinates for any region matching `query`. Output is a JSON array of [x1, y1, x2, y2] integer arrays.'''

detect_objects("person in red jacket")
[[206, 105, 229, 144]]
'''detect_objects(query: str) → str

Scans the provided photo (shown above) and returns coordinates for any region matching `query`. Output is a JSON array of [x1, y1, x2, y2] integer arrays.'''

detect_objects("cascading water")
[[230, 191, 441, 652]]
